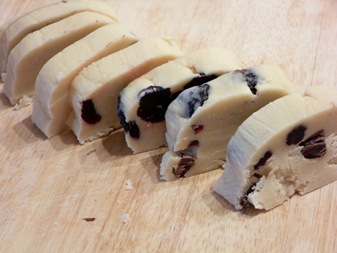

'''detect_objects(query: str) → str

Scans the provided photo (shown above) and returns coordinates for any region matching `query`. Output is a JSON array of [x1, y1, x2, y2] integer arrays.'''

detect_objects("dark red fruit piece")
[[286, 125, 307, 145], [81, 99, 101, 125]]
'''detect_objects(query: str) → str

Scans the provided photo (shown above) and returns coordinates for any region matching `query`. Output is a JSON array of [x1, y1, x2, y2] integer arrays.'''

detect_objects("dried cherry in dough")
[[183, 73, 218, 90], [137, 86, 172, 123], [253, 151, 273, 170], [286, 125, 307, 145], [186, 83, 210, 117], [300, 130, 326, 159], [236, 69, 259, 95], [81, 99, 101, 125], [173, 140, 199, 178], [118, 99, 140, 138]]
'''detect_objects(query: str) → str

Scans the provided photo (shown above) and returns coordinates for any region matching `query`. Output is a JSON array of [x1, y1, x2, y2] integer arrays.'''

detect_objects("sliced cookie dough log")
[[214, 85, 337, 210], [0, 0, 117, 81], [67, 37, 183, 144], [118, 48, 240, 154], [32, 23, 137, 138], [3, 11, 115, 107], [160, 65, 295, 181]]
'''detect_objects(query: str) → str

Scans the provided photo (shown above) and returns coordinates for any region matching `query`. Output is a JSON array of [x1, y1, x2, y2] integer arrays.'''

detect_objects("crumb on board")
[[14, 95, 32, 110], [121, 213, 130, 223], [125, 179, 133, 190]]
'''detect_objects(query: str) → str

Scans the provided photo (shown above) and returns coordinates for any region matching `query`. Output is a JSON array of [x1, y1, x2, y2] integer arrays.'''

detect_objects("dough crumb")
[[14, 95, 32, 110], [125, 179, 133, 190], [121, 213, 130, 223]]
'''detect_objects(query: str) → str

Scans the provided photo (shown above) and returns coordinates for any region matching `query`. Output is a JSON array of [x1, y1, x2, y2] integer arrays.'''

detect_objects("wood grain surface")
[[1, 0, 337, 252]]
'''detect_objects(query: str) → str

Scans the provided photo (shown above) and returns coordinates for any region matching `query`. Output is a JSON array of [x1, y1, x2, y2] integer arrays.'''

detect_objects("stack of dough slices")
[[117, 48, 241, 154], [0, 0, 183, 142], [2, 0, 336, 212]]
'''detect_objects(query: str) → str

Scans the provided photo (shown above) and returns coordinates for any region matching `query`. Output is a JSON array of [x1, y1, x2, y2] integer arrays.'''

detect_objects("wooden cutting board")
[[1, 0, 337, 252]]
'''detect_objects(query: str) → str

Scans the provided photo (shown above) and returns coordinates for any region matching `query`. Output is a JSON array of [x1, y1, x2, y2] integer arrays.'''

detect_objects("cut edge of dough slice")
[[3, 11, 116, 107], [160, 64, 295, 181], [118, 48, 241, 154], [214, 85, 337, 210], [67, 37, 183, 144], [32, 23, 138, 138], [0, 0, 117, 81]]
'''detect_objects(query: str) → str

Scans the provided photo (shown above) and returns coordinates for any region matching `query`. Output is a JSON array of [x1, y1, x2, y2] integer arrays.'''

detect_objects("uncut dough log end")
[[0, 0, 117, 81], [4, 11, 115, 106]]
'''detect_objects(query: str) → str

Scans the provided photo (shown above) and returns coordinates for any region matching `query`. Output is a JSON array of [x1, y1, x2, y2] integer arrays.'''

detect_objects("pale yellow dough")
[[67, 37, 183, 144], [0, 0, 117, 80], [3, 11, 115, 106], [32, 23, 137, 138], [118, 48, 241, 153], [160, 65, 295, 181], [215, 85, 337, 210]]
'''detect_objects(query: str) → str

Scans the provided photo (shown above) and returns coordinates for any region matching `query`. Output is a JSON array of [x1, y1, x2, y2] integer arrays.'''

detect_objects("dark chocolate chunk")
[[286, 125, 307, 145], [191, 124, 204, 134], [117, 97, 140, 138], [137, 86, 172, 123], [183, 73, 218, 90], [172, 156, 195, 178], [300, 130, 326, 159], [81, 99, 101, 124], [254, 150, 273, 170], [186, 83, 210, 117], [236, 69, 259, 95]]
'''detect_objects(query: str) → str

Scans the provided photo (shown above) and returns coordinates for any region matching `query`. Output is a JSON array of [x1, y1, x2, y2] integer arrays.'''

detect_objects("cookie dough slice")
[[32, 23, 137, 138], [118, 48, 240, 153], [0, 0, 117, 81], [67, 37, 183, 144], [3, 11, 115, 106], [214, 85, 337, 210], [160, 65, 295, 181]]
